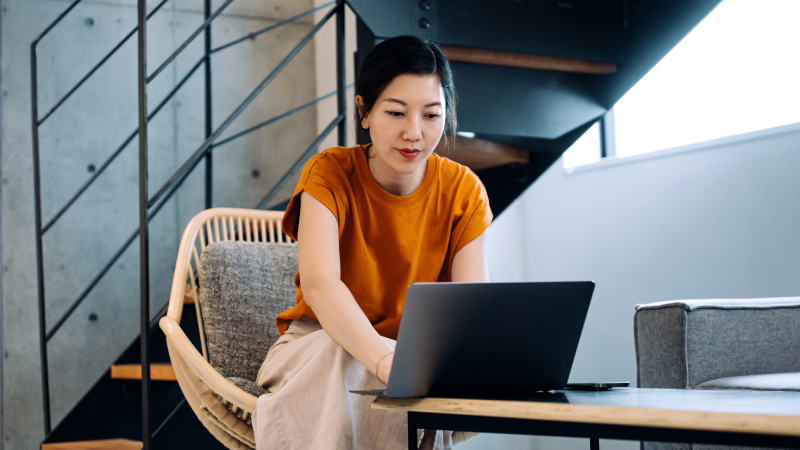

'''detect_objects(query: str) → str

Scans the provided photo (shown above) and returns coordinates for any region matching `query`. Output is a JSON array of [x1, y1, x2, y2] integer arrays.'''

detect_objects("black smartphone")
[[563, 382, 629, 391]]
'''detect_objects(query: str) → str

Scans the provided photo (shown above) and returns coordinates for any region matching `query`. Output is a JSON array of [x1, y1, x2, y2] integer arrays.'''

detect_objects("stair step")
[[437, 136, 530, 172], [184, 284, 196, 304], [110, 363, 176, 381], [42, 439, 143, 450]]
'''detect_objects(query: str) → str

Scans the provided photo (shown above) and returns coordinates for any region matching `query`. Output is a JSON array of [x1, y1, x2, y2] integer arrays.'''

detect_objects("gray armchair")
[[634, 297, 800, 450]]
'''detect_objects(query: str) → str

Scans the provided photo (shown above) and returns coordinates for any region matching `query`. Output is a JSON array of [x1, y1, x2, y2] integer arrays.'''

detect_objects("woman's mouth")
[[397, 148, 421, 159]]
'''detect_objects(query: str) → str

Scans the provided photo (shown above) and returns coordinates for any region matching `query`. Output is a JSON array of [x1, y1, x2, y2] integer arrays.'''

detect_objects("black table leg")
[[409, 412, 417, 450], [590, 437, 600, 450]]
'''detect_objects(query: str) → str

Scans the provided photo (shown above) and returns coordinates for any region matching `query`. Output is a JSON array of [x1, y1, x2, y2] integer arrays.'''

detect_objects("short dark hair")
[[355, 35, 457, 148]]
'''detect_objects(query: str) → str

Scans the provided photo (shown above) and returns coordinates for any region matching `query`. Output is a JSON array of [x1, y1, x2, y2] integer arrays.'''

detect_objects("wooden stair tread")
[[436, 136, 530, 172], [110, 363, 176, 381], [42, 439, 143, 450], [439, 44, 617, 75], [184, 284, 196, 304]]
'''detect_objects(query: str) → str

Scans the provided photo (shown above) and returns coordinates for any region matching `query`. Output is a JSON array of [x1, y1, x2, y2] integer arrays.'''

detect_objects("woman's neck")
[[366, 146, 427, 197]]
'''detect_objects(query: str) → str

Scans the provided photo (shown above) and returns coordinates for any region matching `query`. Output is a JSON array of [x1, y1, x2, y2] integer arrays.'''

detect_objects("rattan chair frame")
[[159, 207, 294, 449]]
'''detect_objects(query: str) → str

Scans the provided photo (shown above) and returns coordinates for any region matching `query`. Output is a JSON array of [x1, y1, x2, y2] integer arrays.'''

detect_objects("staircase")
[[31, 0, 722, 448], [348, 0, 724, 213], [40, 299, 227, 449]]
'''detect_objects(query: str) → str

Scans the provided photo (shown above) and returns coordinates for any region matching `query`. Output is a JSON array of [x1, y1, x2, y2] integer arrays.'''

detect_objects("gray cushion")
[[694, 446, 776, 450], [636, 297, 800, 312], [199, 241, 298, 382], [634, 297, 800, 389], [696, 372, 800, 392], [643, 443, 690, 450], [226, 376, 269, 398], [696, 373, 800, 449]]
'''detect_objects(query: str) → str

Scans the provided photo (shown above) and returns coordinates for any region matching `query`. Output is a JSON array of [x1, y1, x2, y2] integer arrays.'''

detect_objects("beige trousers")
[[253, 316, 471, 450]]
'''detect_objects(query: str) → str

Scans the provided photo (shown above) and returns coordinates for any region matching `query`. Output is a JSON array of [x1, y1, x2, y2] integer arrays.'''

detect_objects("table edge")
[[371, 397, 800, 437]]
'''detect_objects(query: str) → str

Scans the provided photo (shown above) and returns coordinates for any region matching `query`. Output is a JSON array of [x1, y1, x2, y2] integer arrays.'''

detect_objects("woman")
[[254, 35, 492, 450]]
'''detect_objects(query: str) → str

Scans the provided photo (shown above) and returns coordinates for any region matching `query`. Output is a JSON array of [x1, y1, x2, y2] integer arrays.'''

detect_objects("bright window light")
[[614, 0, 800, 157], [562, 122, 601, 169]]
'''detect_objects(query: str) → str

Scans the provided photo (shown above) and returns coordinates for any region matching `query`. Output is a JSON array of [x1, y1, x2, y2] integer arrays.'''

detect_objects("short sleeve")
[[453, 170, 493, 255], [281, 153, 341, 241]]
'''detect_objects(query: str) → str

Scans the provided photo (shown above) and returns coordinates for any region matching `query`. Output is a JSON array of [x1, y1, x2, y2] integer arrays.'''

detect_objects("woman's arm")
[[450, 232, 489, 282], [296, 191, 395, 382]]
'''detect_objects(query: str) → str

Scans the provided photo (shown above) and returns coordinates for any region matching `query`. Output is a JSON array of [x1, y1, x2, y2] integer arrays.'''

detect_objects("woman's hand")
[[376, 352, 394, 385]]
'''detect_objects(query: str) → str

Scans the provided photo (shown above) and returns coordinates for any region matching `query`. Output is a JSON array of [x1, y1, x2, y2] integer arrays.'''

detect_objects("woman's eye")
[[386, 111, 404, 117], [427, 114, 441, 119]]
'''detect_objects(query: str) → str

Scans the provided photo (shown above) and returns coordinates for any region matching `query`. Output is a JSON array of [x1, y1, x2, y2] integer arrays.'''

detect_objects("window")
[[562, 122, 601, 169], [563, 0, 800, 166]]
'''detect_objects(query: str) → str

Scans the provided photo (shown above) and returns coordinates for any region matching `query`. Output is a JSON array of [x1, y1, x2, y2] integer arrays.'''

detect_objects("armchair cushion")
[[696, 372, 800, 392], [634, 297, 800, 389], [199, 241, 298, 382], [226, 376, 269, 398]]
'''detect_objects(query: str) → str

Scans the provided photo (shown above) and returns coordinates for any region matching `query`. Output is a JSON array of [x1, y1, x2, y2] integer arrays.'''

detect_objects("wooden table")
[[371, 388, 800, 449]]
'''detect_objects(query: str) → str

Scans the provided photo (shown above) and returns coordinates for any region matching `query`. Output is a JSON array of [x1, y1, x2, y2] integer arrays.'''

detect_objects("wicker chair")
[[159, 207, 297, 449]]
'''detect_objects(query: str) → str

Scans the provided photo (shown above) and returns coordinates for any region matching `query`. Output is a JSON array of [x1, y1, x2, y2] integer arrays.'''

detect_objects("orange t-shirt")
[[276, 145, 493, 339]]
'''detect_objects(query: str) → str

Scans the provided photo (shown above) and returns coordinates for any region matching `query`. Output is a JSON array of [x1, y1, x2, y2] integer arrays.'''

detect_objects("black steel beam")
[[336, 0, 346, 146], [30, 39, 52, 438], [600, 108, 616, 158], [408, 412, 800, 449], [407, 411, 417, 450], [136, 0, 152, 448], [204, 0, 213, 210]]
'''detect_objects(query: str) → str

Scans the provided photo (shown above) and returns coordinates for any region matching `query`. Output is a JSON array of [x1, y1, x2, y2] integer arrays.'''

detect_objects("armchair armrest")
[[634, 297, 800, 389], [160, 316, 258, 413]]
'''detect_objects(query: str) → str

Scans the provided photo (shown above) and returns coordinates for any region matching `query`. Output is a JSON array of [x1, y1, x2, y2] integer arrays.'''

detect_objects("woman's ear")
[[355, 95, 369, 129]]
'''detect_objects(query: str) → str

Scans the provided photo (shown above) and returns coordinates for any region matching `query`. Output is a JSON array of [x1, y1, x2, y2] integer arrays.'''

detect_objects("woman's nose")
[[403, 116, 422, 142]]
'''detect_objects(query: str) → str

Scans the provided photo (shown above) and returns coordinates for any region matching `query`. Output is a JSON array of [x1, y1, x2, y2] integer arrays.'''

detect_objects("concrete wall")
[[484, 121, 800, 450], [1, 0, 317, 447]]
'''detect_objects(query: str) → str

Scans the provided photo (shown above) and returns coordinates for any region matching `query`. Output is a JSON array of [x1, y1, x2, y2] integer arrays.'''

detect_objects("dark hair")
[[355, 35, 457, 148]]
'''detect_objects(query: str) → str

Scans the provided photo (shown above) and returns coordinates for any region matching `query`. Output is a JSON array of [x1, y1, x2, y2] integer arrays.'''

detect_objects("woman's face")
[[359, 74, 446, 176]]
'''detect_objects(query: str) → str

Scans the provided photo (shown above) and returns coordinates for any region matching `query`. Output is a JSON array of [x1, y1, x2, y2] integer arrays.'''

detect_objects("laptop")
[[352, 281, 595, 398]]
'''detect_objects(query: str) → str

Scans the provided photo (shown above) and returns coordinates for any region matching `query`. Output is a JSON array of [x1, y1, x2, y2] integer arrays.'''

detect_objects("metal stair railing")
[[31, 0, 350, 447], [42, 54, 204, 234], [146, 0, 234, 84], [35, 0, 171, 127], [257, 113, 344, 210], [146, 3, 342, 208]]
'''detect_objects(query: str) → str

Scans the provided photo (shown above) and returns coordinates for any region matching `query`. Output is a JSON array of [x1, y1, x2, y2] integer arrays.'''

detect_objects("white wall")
[[484, 122, 800, 450]]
